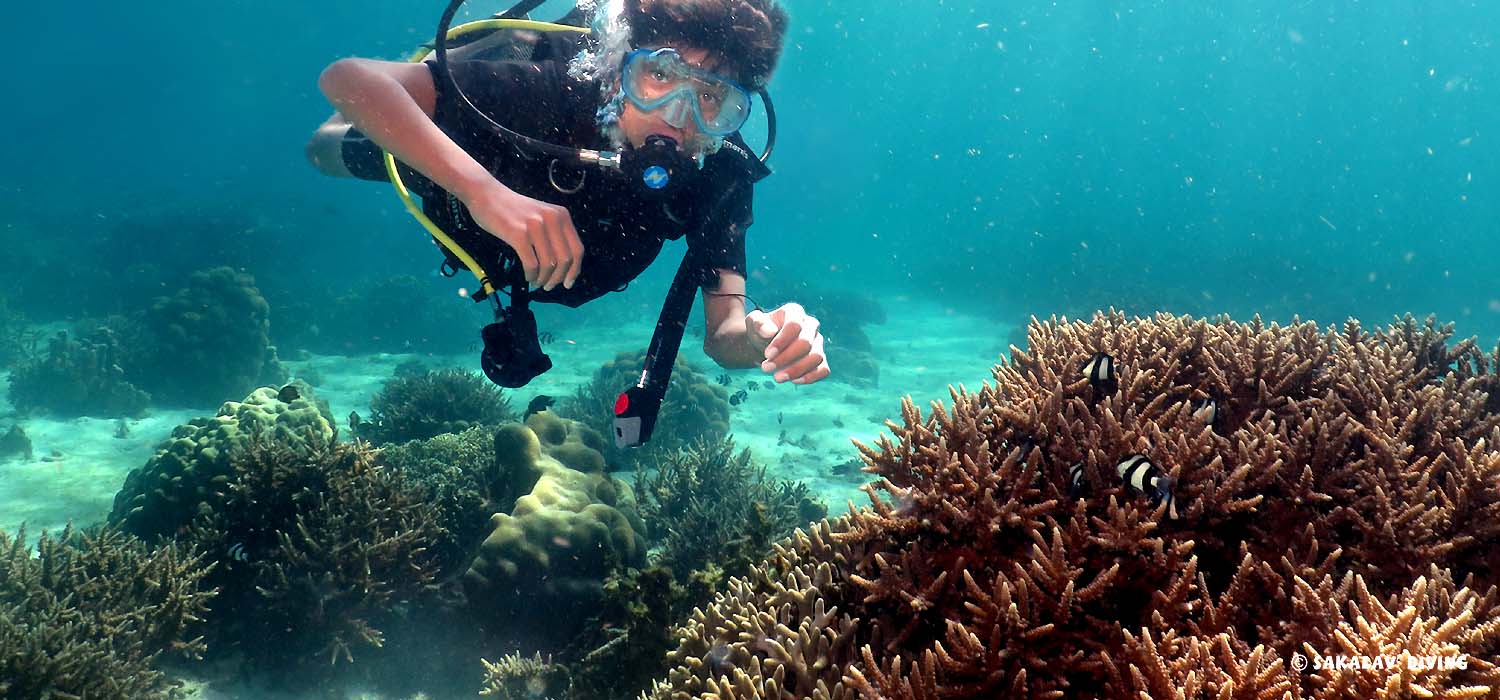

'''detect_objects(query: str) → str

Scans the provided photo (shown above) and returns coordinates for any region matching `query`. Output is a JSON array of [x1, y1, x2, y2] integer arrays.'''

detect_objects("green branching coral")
[[187, 437, 447, 673], [355, 368, 515, 445], [633, 436, 826, 580], [375, 425, 497, 575], [559, 351, 731, 471], [0, 524, 216, 700]]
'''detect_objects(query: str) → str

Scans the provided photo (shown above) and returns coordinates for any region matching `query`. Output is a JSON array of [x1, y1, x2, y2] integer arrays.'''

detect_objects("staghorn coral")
[[374, 424, 497, 575], [355, 367, 515, 445], [634, 435, 827, 582], [186, 435, 447, 675], [558, 350, 731, 471], [646, 311, 1500, 700], [0, 524, 216, 700], [481, 651, 572, 699]]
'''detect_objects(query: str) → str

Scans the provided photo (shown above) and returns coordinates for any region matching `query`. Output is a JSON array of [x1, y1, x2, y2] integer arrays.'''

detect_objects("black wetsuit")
[[340, 33, 765, 307]]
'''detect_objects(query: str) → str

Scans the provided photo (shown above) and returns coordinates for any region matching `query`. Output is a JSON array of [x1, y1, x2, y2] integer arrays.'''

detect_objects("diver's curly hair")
[[624, 0, 789, 89], [570, 0, 788, 150]]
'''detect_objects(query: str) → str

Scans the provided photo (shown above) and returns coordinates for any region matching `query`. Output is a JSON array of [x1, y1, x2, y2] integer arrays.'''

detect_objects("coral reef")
[[463, 412, 647, 651], [468, 439, 831, 700], [645, 311, 1500, 699], [123, 266, 286, 406], [354, 367, 515, 445], [0, 524, 216, 700], [7, 325, 151, 418], [634, 436, 826, 580], [110, 381, 336, 541], [0, 424, 32, 461], [107, 382, 449, 676], [480, 651, 572, 700], [559, 350, 731, 471], [375, 424, 498, 575], [184, 437, 447, 673]]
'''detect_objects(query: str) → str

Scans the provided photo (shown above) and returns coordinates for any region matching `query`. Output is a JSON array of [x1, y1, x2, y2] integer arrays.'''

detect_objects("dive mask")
[[621, 48, 753, 137]]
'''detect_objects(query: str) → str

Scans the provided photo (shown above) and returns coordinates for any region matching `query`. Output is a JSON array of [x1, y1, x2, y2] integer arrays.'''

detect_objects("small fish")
[[716, 373, 732, 386], [227, 543, 250, 562], [538, 331, 555, 345], [1191, 397, 1218, 425], [524, 395, 555, 419], [1068, 463, 1090, 498], [1116, 454, 1179, 519], [762, 380, 775, 390], [1081, 352, 1116, 387], [729, 389, 749, 406], [277, 384, 301, 403], [746, 381, 760, 392], [777, 411, 784, 424]]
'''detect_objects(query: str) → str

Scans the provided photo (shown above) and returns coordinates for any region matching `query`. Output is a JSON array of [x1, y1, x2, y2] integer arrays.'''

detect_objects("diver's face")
[[618, 46, 720, 151]]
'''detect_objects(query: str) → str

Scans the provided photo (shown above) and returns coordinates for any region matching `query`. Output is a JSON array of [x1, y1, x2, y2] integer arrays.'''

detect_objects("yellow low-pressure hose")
[[381, 19, 590, 297]]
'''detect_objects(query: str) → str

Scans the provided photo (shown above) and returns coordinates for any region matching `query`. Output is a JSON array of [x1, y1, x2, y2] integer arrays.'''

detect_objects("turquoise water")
[[1, 1, 1497, 698], [5, 1, 1495, 335]]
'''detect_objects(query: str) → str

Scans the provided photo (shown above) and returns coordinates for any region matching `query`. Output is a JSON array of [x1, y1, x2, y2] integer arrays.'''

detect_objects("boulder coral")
[[110, 380, 336, 540], [464, 411, 647, 650], [126, 266, 286, 407]]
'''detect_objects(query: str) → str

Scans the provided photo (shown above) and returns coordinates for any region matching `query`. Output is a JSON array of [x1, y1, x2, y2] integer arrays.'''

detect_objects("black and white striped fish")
[[1068, 463, 1090, 498], [1115, 454, 1179, 519], [1081, 352, 1116, 387], [227, 542, 250, 562]]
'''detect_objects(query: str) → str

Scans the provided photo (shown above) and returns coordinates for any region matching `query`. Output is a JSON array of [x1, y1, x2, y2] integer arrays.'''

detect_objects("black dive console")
[[429, 0, 776, 447]]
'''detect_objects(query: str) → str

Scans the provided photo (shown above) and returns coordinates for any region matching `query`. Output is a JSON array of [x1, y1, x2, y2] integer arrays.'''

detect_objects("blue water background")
[[2, 0, 1496, 345]]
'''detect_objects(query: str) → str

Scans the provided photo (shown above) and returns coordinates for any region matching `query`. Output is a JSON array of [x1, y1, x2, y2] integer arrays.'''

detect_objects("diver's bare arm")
[[317, 58, 496, 203], [702, 270, 765, 368]]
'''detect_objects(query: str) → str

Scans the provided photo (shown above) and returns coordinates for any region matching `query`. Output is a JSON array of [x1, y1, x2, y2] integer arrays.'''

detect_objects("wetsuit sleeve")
[[698, 182, 752, 288]]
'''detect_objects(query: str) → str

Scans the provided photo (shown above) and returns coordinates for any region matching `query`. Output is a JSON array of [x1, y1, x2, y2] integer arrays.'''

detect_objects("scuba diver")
[[308, 0, 829, 446]]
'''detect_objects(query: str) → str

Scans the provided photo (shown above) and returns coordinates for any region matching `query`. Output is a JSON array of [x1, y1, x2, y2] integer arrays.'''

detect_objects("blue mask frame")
[[620, 48, 754, 136]]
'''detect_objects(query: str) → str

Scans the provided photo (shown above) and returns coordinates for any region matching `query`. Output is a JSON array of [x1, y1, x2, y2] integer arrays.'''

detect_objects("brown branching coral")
[[646, 311, 1500, 700], [0, 524, 215, 700]]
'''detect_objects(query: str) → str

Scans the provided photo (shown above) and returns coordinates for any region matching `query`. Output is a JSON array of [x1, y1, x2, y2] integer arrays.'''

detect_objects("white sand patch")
[[0, 297, 1015, 545]]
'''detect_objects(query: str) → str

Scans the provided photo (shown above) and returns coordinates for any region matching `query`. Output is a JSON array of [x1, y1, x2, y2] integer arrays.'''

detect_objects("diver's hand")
[[463, 185, 583, 291], [745, 303, 830, 385]]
